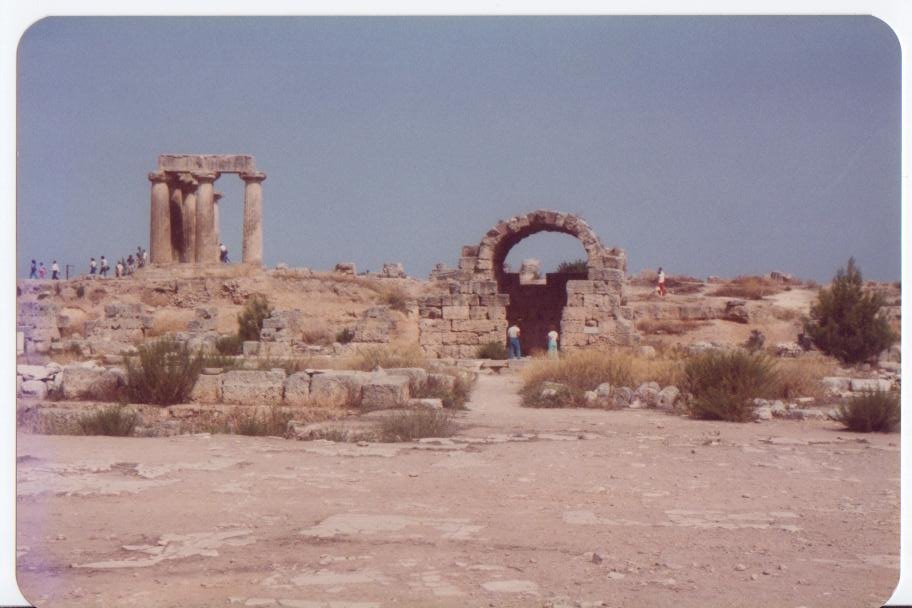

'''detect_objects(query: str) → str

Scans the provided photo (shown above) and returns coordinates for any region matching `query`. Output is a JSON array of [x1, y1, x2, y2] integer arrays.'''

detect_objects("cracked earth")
[[17, 374, 899, 607]]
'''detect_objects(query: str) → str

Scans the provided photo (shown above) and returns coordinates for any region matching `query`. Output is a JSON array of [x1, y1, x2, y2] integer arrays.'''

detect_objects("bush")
[[744, 330, 765, 352], [636, 319, 707, 335], [556, 259, 588, 274], [803, 258, 896, 364], [476, 341, 508, 360], [237, 294, 272, 342], [682, 350, 777, 422], [378, 287, 409, 313], [77, 406, 138, 436], [835, 390, 899, 433], [215, 334, 243, 355], [335, 328, 355, 344], [710, 276, 781, 300], [300, 324, 333, 346], [75, 285, 85, 298], [229, 407, 295, 437], [377, 409, 455, 442], [413, 371, 474, 410], [125, 339, 204, 405]]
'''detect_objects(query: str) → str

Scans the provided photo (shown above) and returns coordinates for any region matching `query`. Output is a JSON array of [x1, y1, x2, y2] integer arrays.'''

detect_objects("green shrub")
[[835, 390, 899, 432], [682, 350, 777, 422], [377, 409, 455, 442], [804, 258, 896, 364], [77, 406, 138, 436], [125, 339, 204, 405], [237, 294, 272, 342], [215, 334, 243, 355], [335, 328, 355, 344], [556, 259, 588, 274], [476, 341, 508, 360]]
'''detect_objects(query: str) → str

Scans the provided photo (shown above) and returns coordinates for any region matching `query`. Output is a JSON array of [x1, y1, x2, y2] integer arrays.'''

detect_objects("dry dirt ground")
[[17, 373, 899, 608]]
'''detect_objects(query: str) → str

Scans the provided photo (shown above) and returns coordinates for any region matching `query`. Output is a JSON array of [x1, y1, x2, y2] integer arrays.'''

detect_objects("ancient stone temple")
[[148, 155, 266, 266], [418, 210, 640, 358]]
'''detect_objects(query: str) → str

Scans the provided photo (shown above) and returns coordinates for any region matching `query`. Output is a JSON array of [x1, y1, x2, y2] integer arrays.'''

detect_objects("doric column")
[[148, 171, 172, 264], [213, 191, 223, 250], [194, 172, 219, 264], [169, 184, 184, 263], [240, 171, 266, 265]]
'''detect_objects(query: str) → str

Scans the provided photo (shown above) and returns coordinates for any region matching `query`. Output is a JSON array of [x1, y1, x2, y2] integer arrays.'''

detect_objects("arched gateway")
[[418, 210, 639, 358]]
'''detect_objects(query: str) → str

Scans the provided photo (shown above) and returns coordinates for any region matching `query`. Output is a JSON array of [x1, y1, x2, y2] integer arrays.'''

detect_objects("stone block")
[[565, 280, 595, 295], [190, 373, 222, 404], [850, 378, 892, 392], [408, 398, 443, 410], [361, 375, 410, 411], [310, 371, 369, 407], [561, 307, 587, 321], [657, 386, 680, 409], [442, 306, 471, 320], [587, 268, 625, 282], [283, 372, 312, 406], [821, 376, 851, 393], [20, 380, 48, 400], [487, 306, 507, 320], [221, 370, 285, 405], [61, 364, 124, 400], [461, 245, 479, 257], [419, 318, 451, 332], [469, 307, 489, 320], [451, 320, 499, 333], [242, 341, 261, 356], [17, 365, 54, 381], [353, 322, 391, 343]]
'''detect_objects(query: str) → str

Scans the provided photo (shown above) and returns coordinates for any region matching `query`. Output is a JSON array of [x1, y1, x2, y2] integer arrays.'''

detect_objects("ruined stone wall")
[[417, 210, 640, 358]]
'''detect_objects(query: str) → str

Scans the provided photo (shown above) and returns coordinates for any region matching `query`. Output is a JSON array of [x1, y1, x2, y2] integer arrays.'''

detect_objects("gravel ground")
[[16, 374, 899, 608]]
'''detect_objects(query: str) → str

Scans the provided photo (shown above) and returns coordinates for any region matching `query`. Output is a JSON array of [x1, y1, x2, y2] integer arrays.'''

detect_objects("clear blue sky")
[[16, 16, 901, 281]]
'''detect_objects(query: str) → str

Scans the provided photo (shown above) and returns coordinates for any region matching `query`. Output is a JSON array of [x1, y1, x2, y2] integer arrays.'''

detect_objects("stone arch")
[[417, 209, 640, 359]]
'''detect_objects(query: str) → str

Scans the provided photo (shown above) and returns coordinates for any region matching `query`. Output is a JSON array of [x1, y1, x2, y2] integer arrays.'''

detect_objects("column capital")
[[240, 171, 267, 184], [192, 171, 218, 184], [148, 170, 170, 183]]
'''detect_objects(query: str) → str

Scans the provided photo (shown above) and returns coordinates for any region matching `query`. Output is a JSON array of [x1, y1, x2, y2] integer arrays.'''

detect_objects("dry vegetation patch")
[[710, 276, 783, 300], [636, 319, 709, 336]]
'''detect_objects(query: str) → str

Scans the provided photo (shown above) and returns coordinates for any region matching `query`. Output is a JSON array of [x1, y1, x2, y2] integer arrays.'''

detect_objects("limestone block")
[[468, 281, 498, 295], [657, 386, 680, 409], [190, 373, 222, 404], [419, 318, 451, 332], [104, 303, 143, 318], [461, 245, 479, 257], [587, 268, 625, 282], [310, 371, 369, 407], [407, 398, 443, 410], [487, 306, 507, 320], [353, 322, 391, 343], [284, 372, 312, 405], [723, 300, 750, 324], [442, 306, 471, 320], [635, 383, 660, 407], [384, 368, 428, 390], [469, 307, 489, 320], [475, 259, 493, 271], [458, 257, 477, 271], [561, 307, 587, 321], [821, 377, 851, 393], [361, 375, 410, 411], [221, 370, 285, 405], [565, 280, 595, 295], [17, 365, 53, 381], [20, 380, 48, 400], [451, 320, 499, 333], [850, 378, 892, 392], [61, 364, 123, 400], [242, 341, 260, 356], [418, 295, 443, 307], [427, 372, 456, 393], [419, 306, 443, 319]]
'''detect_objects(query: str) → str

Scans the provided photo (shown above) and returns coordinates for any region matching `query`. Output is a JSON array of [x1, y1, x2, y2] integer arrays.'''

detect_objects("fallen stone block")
[[309, 371, 369, 407], [283, 372, 312, 406], [849, 378, 891, 392], [657, 386, 680, 409], [384, 367, 428, 390], [61, 364, 124, 400]]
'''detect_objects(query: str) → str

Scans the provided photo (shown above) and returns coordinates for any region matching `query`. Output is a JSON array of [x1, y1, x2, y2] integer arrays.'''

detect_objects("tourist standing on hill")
[[38, 262, 46, 279], [219, 242, 229, 263], [89, 257, 97, 276], [115, 260, 124, 278], [51, 260, 60, 280], [508, 322, 522, 359], [29, 260, 37, 279], [99, 256, 109, 277], [547, 326, 559, 359], [657, 267, 667, 297]]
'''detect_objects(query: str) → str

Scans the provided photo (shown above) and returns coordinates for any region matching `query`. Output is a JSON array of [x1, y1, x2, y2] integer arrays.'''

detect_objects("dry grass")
[[769, 354, 840, 401], [710, 276, 783, 300], [349, 344, 427, 371], [637, 319, 709, 336], [299, 321, 334, 346], [377, 409, 456, 442], [148, 309, 193, 337]]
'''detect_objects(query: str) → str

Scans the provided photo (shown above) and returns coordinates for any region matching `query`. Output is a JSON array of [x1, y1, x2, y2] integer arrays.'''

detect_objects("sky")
[[15, 16, 901, 282], [4, 10, 910, 608]]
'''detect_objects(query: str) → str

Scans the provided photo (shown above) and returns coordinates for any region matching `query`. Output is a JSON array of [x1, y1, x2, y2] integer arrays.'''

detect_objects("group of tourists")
[[28, 260, 60, 280], [87, 246, 147, 278]]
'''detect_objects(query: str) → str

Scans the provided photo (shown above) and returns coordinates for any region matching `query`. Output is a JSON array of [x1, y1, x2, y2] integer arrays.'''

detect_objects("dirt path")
[[17, 373, 899, 607]]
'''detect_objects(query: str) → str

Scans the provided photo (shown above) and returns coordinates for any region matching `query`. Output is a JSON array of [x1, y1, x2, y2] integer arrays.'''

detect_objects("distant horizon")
[[16, 16, 901, 283]]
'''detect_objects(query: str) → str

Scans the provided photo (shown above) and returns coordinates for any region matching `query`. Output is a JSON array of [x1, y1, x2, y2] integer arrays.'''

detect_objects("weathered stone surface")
[[407, 398, 443, 410], [383, 368, 428, 390], [61, 364, 124, 401], [657, 386, 680, 409], [17, 365, 54, 381], [613, 386, 634, 407], [822, 377, 852, 393], [361, 375, 410, 411], [190, 373, 222, 404], [20, 380, 48, 400], [775, 342, 803, 357], [221, 370, 285, 405], [309, 371, 369, 407], [283, 372, 312, 406], [723, 300, 750, 324], [850, 378, 892, 392]]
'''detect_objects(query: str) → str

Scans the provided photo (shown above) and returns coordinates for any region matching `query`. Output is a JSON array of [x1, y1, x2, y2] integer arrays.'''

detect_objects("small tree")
[[803, 258, 895, 364], [237, 294, 272, 342]]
